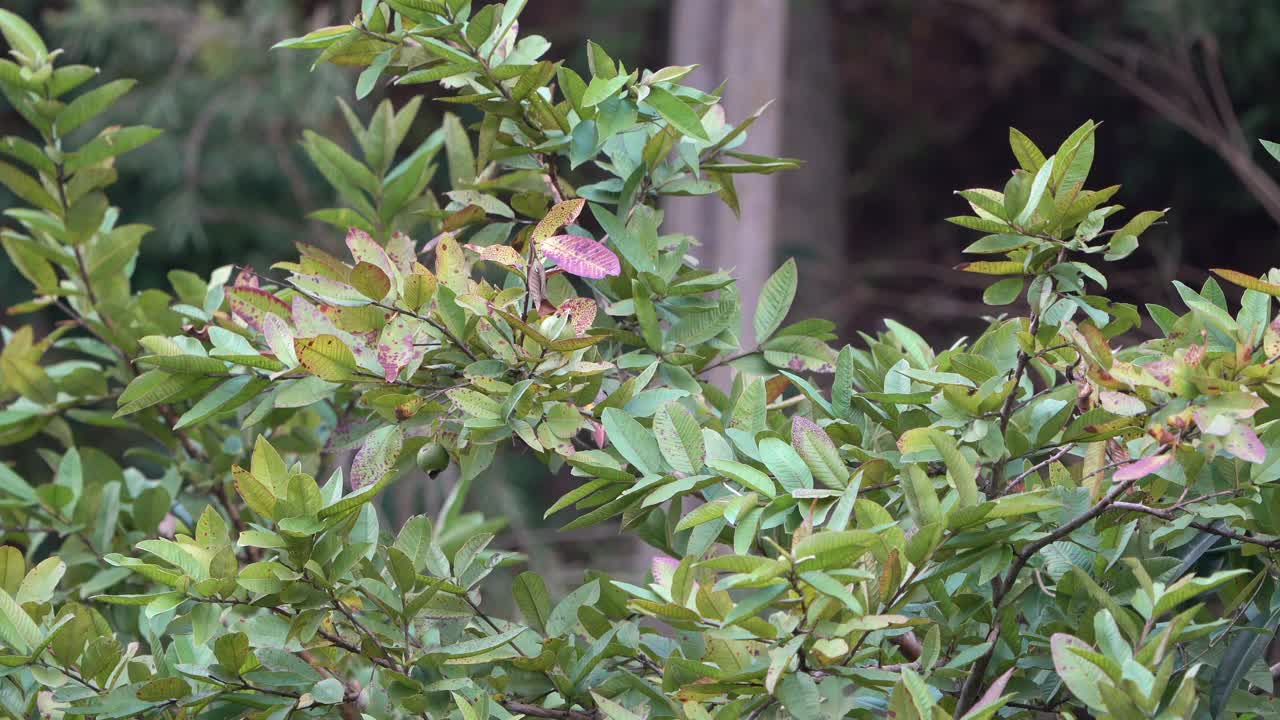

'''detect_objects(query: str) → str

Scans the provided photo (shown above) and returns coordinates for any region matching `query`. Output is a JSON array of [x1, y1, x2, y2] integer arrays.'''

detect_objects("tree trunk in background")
[[776, 1, 847, 322], [666, 0, 791, 348]]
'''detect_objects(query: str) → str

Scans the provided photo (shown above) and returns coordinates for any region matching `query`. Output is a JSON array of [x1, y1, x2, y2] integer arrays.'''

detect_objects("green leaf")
[[65, 125, 162, 173], [759, 437, 812, 491], [443, 112, 475, 186], [16, 557, 64, 605], [1211, 605, 1280, 718], [582, 73, 630, 108], [983, 277, 1024, 306], [115, 370, 194, 417], [0, 10, 47, 61], [0, 160, 59, 213], [355, 49, 393, 100], [1152, 569, 1249, 618], [512, 572, 551, 635], [602, 408, 664, 475], [1009, 127, 1046, 172], [708, 460, 776, 497], [136, 539, 211, 581], [234, 467, 278, 521], [901, 464, 941, 527], [137, 677, 191, 702], [546, 580, 600, 637], [675, 497, 730, 532], [1050, 633, 1109, 713], [643, 85, 709, 141], [723, 584, 786, 627], [0, 547, 22, 595], [927, 430, 978, 507], [653, 401, 704, 474], [754, 258, 797, 342], [0, 588, 40, 653], [1015, 155, 1054, 225], [56, 79, 137, 136], [295, 334, 359, 382]]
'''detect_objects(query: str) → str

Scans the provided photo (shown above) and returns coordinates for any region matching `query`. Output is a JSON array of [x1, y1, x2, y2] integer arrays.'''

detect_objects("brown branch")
[[955, 459, 1149, 714], [500, 702, 598, 720], [1110, 502, 1280, 550], [1004, 443, 1075, 495], [949, 0, 1280, 227]]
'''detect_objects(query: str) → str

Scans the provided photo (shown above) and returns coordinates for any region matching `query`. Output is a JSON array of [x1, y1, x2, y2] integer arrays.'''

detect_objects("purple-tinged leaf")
[[541, 234, 621, 279], [234, 266, 260, 289], [1224, 423, 1266, 464], [959, 667, 1015, 719], [346, 227, 396, 280], [351, 425, 403, 490], [377, 314, 423, 382], [791, 415, 848, 490], [1113, 453, 1172, 482], [1194, 409, 1234, 436], [555, 297, 598, 336], [227, 287, 290, 333], [790, 416, 834, 452], [651, 556, 678, 588], [262, 313, 298, 368], [291, 297, 380, 374], [290, 273, 369, 307], [291, 296, 341, 338], [386, 231, 417, 276]]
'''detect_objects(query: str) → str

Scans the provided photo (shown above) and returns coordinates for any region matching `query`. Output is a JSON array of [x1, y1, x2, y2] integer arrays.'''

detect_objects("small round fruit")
[[416, 442, 450, 474]]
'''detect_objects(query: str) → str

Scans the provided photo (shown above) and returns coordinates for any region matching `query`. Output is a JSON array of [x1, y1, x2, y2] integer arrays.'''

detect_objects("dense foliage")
[[2, 3, 1280, 719]]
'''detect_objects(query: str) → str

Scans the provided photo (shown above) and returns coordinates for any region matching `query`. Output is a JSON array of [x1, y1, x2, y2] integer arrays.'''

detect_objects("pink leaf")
[[541, 234, 621, 279], [959, 668, 1015, 719], [385, 231, 417, 276], [227, 286, 290, 333], [291, 296, 340, 337], [350, 425, 403, 490], [651, 556, 678, 588], [262, 313, 298, 367], [234, 266, 259, 289], [791, 416, 834, 452], [377, 314, 423, 383], [555, 297, 598, 336], [1113, 453, 1172, 482], [1224, 424, 1266, 464], [346, 227, 396, 279]]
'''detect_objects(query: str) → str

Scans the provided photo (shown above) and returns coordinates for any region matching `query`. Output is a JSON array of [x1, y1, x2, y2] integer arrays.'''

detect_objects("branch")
[[500, 702, 598, 720], [1110, 502, 1280, 549], [955, 458, 1150, 713], [948, 0, 1280, 227], [1004, 443, 1075, 495]]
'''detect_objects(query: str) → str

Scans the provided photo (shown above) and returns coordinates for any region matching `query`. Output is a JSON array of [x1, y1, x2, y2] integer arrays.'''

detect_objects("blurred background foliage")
[[5, 0, 1280, 339], [7, 0, 1280, 588]]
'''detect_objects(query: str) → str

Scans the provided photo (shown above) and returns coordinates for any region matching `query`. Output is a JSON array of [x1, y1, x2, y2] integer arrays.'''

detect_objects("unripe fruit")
[[416, 442, 450, 474]]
